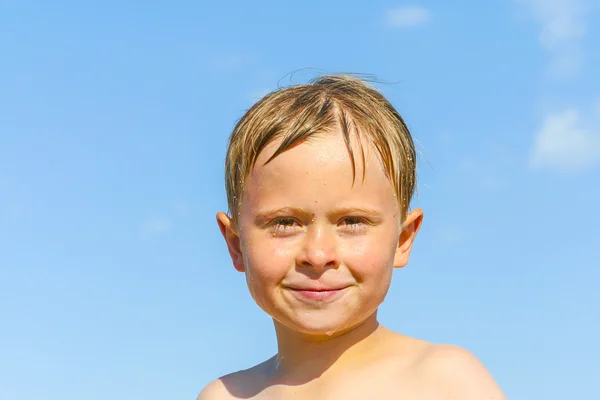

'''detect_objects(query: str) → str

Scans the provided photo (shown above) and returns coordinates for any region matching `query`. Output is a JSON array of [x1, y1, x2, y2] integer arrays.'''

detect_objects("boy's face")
[[218, 129, 422, 338]]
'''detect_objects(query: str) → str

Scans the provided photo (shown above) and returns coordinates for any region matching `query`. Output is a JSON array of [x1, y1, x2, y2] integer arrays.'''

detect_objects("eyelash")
[[339, 217, 369, 234], [340, 216, 366, 226], [268, 218, 300, 236], [267, 216, 369, 236]]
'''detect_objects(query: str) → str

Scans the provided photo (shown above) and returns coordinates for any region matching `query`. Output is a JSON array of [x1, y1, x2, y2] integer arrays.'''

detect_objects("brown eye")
[[276, 218, 296, 226], [342, 216, 365, 225], [269, 218, 301, 237], [339, 216, 369, 234]]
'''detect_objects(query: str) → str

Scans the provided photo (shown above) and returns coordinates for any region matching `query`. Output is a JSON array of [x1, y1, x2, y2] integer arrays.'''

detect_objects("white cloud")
[[516, 0, 588, 76], [530, 107, 600, 172], [435, 225, 467, 248], [140, 217, 172, 237], [386, 6, 431, 28]]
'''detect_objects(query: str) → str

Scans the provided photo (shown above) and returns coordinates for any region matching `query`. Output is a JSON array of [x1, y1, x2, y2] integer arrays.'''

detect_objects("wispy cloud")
[[139, 201, 191, 238], [434, 224, 467, 248], [530, 105, 600, 172], [516, 0, 588, 76], [386, 6, 431, 28], [173, 201, 190, 218], [461, 158, 510, 191], [140, 217, 172, 237]]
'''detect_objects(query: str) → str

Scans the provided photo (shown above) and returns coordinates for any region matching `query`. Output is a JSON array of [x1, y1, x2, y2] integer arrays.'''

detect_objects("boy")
[[199, 75, 506, 399]]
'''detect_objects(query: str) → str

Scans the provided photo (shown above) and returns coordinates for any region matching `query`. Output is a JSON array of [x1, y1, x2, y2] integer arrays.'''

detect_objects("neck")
[[270, 312, 383, 384]]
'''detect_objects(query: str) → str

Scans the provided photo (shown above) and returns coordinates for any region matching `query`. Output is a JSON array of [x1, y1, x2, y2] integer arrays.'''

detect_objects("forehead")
[[240, 130, 397, 212]]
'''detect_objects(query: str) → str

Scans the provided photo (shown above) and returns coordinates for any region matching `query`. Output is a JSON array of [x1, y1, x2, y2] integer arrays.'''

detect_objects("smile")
[[284, 286, 351, 301]]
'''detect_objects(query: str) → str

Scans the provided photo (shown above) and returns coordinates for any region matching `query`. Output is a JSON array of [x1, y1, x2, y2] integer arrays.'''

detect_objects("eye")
[[275, 218, 296, 227], [268, 217, 301, 236], [341, 216, 365, 225], [339, 216, 369, 234]]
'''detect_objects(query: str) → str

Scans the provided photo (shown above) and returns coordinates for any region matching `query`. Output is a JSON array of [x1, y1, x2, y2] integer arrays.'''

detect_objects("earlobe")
[[393, 208, 424, 269], [216, 212, 245, 272]]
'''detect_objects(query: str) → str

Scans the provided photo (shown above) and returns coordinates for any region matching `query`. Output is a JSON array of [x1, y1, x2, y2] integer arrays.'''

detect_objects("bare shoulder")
[[415, 344, 506, 399], [197, 357, 275, 400], [197, 378, 231, 400]]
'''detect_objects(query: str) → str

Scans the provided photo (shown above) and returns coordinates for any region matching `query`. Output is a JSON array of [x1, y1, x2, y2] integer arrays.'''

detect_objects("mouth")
[[284, 286, 351, 301]]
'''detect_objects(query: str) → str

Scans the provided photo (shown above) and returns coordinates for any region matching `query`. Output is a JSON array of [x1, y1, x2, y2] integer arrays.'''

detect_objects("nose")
[[297, 224, 339, 272]]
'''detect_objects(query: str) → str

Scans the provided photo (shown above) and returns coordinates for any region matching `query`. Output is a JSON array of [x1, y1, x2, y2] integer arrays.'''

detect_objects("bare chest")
[[246, 370, 439, 400]]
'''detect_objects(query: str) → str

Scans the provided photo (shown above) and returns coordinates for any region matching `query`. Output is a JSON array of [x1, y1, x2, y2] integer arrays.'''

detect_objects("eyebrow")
[[253, 206, 383, 225], [254, 207, 311, 225], [327, 207, 382, 218]]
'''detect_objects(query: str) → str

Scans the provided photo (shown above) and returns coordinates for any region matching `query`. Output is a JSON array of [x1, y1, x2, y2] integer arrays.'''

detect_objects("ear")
[[216, 212, 245, 272], [393, 208, 423, 269]]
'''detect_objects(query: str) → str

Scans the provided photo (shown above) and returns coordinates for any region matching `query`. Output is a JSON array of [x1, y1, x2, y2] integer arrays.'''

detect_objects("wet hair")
[[224, 74, 416, 223]]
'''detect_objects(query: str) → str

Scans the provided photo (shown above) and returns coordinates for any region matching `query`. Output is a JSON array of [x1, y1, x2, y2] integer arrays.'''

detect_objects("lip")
[[284, 286, 351, 301]]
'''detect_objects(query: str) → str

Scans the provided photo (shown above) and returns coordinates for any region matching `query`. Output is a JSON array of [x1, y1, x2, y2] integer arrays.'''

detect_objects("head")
[[217, 75, 423, 338]]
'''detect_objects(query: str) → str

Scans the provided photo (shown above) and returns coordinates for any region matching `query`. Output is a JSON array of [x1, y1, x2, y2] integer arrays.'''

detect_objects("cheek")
[[243, 236, 295, 284], [242, 238, 296, 313], [343, 235, 397, 279]]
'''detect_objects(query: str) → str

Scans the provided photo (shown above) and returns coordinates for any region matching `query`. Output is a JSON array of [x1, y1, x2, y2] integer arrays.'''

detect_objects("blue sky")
[[1, 1, 599, 399]]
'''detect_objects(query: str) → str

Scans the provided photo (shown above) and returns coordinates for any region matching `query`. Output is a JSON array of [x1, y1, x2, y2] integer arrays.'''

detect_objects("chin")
[[297, 322, 351, 337], [275, 312, 375, 339]]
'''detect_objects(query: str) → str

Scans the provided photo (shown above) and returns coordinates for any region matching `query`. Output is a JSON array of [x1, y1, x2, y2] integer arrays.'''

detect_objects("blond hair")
[[224, 75, 417, 223]]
